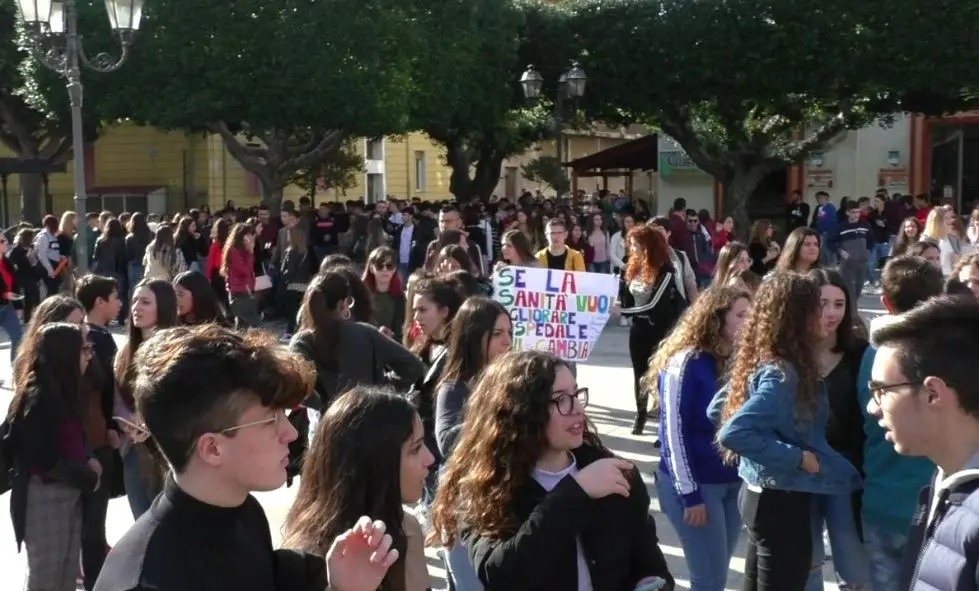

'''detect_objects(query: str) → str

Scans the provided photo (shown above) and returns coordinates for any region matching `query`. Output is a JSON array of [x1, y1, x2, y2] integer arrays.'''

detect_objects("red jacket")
[[226, 248, 255, 294], [205, 242, 222, 281]]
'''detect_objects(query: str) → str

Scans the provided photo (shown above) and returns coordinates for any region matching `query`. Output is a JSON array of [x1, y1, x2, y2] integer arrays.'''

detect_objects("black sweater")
[[94, 477, 327, 591], [461, 443, 675, 591]]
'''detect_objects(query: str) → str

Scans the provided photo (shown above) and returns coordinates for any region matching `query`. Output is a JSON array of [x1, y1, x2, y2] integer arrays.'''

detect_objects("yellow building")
[[0, 122, 648, 222], [0, 123, 456, 221]]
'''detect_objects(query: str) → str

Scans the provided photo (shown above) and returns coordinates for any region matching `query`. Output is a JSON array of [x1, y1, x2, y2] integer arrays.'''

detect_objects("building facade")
[[0, 124, 456, 222]]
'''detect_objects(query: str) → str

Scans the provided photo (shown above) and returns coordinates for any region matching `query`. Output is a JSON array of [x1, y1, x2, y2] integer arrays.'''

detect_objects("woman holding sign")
[[619, 225, 689, 434]]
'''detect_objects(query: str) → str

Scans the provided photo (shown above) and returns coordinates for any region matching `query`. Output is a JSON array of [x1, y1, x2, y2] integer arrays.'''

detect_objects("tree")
[[290, 139, 364, 201], [521, 155, 569, 194], [0, 0, 111, 221], [410, 0, 558, 200], [100, 0, 421, 209], [567, 0, 979, 229]]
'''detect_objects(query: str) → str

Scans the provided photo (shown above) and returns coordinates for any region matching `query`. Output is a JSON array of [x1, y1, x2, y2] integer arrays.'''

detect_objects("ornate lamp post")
[[15, 0, 144, 271], [520, 61, 587, 187]]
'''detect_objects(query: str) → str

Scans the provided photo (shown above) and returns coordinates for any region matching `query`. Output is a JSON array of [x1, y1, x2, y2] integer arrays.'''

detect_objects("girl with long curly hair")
[[429, 350, 674, 591], [643, 286, 751, 590], [710, 272, 860, 590], [619, 224, 687, 434], [890, 216, 921, 258]]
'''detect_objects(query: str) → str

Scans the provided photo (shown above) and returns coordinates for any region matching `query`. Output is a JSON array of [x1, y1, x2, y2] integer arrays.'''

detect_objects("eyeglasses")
[[550, 387, 589, 416], [868, 380, 922, 405], [219, 408, 285, 435]]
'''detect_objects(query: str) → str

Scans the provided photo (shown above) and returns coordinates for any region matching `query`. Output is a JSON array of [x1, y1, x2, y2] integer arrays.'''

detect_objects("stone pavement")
[[0, 294, 886, 590]]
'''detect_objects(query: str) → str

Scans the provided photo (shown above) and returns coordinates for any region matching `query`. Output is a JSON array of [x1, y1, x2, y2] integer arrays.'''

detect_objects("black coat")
[[461, 443, 675, 591]]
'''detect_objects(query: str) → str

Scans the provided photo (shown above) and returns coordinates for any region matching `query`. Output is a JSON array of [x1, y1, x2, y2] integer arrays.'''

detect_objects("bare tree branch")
[[283, 129, 346, 174], [657, 110, 730, 179]]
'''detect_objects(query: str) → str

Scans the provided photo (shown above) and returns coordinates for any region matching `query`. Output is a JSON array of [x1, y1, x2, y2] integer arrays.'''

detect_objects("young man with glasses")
[[535, 219, 586, 271], [857, 255, 943, 590], [95, 325, 399, 591], [867, 295, 979, 591]]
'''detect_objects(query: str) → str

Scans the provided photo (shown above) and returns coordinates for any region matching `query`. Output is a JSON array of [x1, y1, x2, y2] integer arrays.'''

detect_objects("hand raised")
[[327, 516, 400, 591], [573, 457, 633, 499]]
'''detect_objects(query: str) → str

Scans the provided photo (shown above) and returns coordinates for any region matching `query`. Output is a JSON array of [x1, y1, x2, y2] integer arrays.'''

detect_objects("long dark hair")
[[8, 323, 87, 422], [116, 279, 179, 410], [410, 277, 463, 356], [282, 387, 415, 591], [439, 297, 510, 386], [174, 270, 230, 326], [808, 268, 867, 351], [297, 271, 357, 370], [776, 227, 821, 273]]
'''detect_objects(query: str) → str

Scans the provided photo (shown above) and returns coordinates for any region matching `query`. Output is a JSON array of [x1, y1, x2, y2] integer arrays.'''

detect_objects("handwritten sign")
[[493, 266, 619, 361]]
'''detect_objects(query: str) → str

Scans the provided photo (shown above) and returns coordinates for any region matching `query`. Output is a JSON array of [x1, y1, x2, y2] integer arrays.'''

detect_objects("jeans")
[[740, 486, 813, 591], [123, 447, 153, 519], [589, 261, 611, 274], [444, 543, 483, 591], [108, 272, 128, 325], [819, 236, 837, 267], [863, 522, 906, 591], [0, 304, 22, 363], [866, 243, 890, 284], [656, 476, 741, 591], [398, 262, 410, 280], [839, 259, 867, 303], [127, 262, 144, 302], [806, 492, 870, 591]]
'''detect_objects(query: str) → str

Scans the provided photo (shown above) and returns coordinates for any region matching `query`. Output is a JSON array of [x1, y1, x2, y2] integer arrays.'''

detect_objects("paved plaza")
[[0, 294, 886, 589]]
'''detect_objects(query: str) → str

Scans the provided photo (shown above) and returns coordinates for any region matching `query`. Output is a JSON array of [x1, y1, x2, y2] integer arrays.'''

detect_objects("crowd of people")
[[0, 185, 976, 591]]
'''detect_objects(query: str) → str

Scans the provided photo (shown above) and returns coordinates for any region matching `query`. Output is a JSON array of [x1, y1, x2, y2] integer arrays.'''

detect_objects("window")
[[414, 151, 427, 191], [366, 138, 383, 161], [92, 194, 149, 215]]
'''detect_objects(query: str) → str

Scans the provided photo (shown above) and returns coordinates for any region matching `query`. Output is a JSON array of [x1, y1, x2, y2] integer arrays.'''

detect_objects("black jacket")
[[461, 443, 675, 591]]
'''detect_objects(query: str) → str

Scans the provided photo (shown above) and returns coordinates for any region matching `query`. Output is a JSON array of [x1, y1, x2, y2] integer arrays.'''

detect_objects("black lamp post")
[[520, 61, 587, 187], [15, 0, 145, 271]]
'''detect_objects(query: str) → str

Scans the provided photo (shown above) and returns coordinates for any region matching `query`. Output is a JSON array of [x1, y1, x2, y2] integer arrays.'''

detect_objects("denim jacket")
[[707, 363, 860, 495]]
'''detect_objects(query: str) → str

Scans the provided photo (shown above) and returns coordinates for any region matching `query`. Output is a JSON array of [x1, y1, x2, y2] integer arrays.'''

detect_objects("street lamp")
[[15, 0, 144, 271], [520, 61, 588, 189]]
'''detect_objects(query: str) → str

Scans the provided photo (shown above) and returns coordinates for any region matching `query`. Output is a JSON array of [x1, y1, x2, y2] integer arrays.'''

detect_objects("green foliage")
[[564, 0, 979, 225], [521, 155, 568, 194], [411, 0, 560, 199], [93, 0, 421, 205], [291, 139, 364, 197]]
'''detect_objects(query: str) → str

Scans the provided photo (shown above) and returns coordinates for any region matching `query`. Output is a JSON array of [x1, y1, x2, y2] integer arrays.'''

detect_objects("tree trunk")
[[445, 141, 475, 200], [260, 179, 285, 214], [19, 173, 44, 223], [471, 150, 505, 200], [721, 166, 768, 238]]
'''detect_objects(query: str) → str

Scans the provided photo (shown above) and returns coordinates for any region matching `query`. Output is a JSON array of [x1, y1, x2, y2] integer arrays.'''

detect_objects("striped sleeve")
[[661, 350, 703, 507]]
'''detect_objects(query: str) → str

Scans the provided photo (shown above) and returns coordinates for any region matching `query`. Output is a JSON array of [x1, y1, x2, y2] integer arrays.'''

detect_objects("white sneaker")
[[618, 317, 628, 327]]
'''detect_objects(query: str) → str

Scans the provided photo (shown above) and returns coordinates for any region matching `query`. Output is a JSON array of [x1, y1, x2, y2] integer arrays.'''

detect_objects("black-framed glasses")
[[868, 380, 923, 405], [551, 387, 589, 416]]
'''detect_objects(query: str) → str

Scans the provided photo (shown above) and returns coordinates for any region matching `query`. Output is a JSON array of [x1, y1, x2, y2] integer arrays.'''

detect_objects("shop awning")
[[566, 134, 659, 173]]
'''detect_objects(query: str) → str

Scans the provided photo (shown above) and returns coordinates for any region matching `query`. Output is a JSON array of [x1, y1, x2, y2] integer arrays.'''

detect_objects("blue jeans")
[[444, 543, 483, 591], [655, 475, 741, 591], [0, 304, 22, 363], [806, 492, 870, 591], [127, 262, 144, 302], [866, 242, 890, 284], [123, 447, 153, 520], [820, 234, 838, 267], [589, 261, 611, 274], [863, 522, 906, 591]]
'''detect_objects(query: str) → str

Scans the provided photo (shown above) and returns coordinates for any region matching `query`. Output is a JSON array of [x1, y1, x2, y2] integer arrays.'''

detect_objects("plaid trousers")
[[23, 476, 82, 591]]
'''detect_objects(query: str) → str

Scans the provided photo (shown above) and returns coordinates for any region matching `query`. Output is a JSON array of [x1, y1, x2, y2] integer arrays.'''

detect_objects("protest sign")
[[493, 266, 619, 361]]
